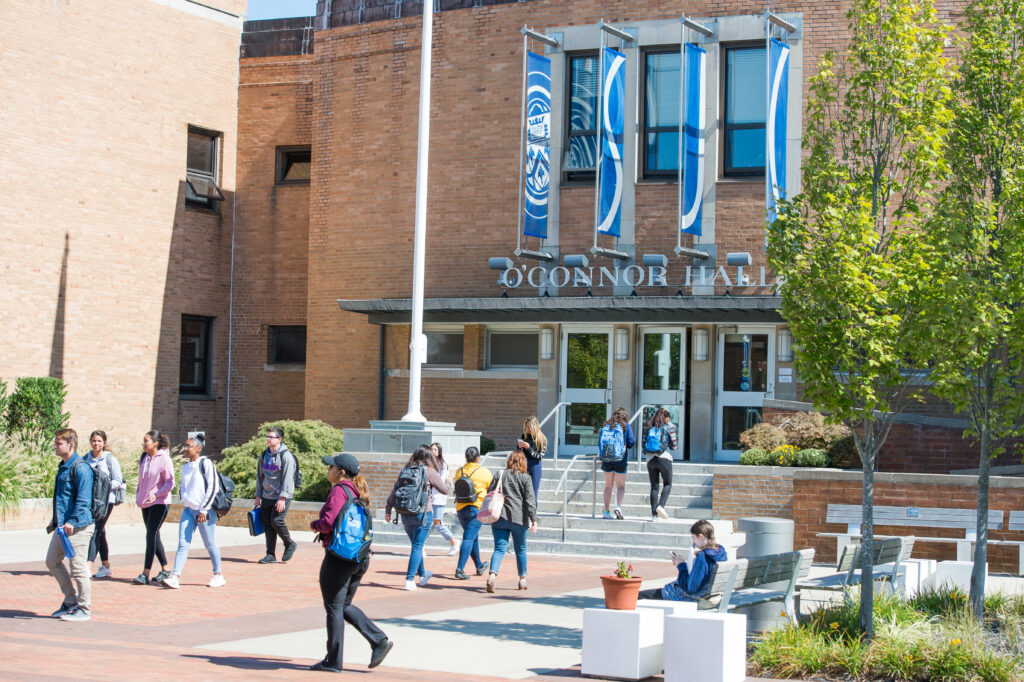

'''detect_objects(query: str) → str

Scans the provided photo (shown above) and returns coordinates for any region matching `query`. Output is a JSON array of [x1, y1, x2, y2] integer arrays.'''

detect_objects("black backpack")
[[453, 465, 482, 505], [392, 464, 430, 515], [200, 458, 235, 515], [70, 460, 109, 523]]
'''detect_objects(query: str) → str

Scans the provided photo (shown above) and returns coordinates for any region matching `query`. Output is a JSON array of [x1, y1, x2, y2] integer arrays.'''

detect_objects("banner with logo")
[[681, 43, 707, 236], [523, 51, 552, 239], [766, 38, 790, 225], [597, 46, 625, 237]]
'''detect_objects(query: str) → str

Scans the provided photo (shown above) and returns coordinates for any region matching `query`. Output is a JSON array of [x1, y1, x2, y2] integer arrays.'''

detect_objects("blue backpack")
[[645, 426, 666, 453], [328, 485, 373, 563], [598, 424, 626, 463]]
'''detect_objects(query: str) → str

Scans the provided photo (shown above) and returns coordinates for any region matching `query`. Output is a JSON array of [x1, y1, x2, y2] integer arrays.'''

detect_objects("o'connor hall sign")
[[494, 262, 778, 291]]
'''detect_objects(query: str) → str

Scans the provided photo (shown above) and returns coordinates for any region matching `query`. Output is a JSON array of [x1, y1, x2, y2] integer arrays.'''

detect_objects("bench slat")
[[826, 504, 1003, 530]]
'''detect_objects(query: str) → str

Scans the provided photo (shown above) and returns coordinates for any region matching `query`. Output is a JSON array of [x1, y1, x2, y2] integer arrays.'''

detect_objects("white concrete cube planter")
[[664, 612, 747, 682], [582, 607, 665, 680], [935, 560, 986, 592]]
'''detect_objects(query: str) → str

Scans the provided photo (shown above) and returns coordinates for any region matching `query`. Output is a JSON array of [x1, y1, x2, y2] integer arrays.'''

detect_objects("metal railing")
[[554, 453, 598, 541], [538, 401, 570, 469], [629, 404, 654, 471]]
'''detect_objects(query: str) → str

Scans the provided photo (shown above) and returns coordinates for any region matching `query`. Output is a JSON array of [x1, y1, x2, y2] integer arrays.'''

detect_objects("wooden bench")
[[698, 548, 815, 626], [823, 503, 1000, 557], [797, 536, 914, 598]]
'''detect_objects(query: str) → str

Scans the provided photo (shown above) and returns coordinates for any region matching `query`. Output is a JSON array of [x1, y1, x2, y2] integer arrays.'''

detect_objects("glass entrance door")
[[715, 328, 774, 461], [560, 329, 612, 455], [637, 328, 686, 460]]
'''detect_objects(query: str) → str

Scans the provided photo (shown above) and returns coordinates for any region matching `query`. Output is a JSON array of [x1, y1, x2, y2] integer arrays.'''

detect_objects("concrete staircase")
[[371, 461, 723, 561]]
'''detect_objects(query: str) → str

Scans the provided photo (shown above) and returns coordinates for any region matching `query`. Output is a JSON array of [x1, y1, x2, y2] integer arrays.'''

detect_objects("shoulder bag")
[[477, 470, 505, 524]]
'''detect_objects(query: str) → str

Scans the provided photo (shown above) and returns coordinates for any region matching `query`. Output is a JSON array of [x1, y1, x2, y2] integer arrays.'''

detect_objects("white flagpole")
[[402, 0, 434, 423]]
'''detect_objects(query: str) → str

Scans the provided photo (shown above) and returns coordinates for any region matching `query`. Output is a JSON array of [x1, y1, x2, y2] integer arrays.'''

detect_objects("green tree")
[[768, 0, 951, 639], [920, 0, 1024, 619]]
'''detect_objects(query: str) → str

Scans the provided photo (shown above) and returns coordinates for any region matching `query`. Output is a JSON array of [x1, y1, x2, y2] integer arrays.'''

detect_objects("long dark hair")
[[649, 408, 669, 429], [144, 429, 170, 450], [339, 471, 372, 509], [431, 442, 445, 469], [407, 445, 437, 470], [603, 408, 629, 430]]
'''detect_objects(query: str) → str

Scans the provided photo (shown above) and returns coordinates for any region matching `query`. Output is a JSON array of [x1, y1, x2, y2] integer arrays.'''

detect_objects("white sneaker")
[[448, 541, 458, 556], [162, 574, 180, 589], [403, 580, 418, 591], [650, 515, 658, 522], [207, 574, 226, 588], [93, 566, 112, 579], [419, 570, 432, 587], [656, 506, 669, 520]]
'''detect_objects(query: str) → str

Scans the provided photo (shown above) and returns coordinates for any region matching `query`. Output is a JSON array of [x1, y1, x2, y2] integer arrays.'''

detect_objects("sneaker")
[[207, 574, 226, 588], [485, 573, 496, 593], [650, 515, 659, 523], [162, 574, 180, 589], [59, 608, 91, 622], [403, 579, 417, 591], [602, 510, 613, 519], [454, 569, 470, 580], [50, 602, 75, 618], [154, 570, 172, 582], [447, 540, 458, 556], [258, 554, 277, 564], [476, 563, 487, 576], [656, 505, 669, 520], [613, 507, 624, 520], [133, 573, 149, 585], [418, 570, 432, 587], [282, 542, 298, 562], [93, 566, 112, 579], [310, 660, 342, 673], [368, 638, 394, 669]]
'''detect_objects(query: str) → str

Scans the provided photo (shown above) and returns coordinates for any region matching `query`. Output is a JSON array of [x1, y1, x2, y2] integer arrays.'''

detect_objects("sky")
[[246, 0, 317, 20]]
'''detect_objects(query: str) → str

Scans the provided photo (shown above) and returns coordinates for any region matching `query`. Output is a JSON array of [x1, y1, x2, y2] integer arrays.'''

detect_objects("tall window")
[[180, 316, 212, 395], [269, 325, 307, 365], [487, 332, 538, 369], [723, 45, 767, 176], [563, 53, 598, 182], [186, 127, 224, 208], [276, 146, 311, 185], [425, 332, 463, 367], [643, 50, 681, 178]]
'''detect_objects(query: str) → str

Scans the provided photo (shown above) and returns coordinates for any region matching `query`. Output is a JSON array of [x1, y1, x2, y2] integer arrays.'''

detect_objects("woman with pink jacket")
[[134, 430, 175, 585]]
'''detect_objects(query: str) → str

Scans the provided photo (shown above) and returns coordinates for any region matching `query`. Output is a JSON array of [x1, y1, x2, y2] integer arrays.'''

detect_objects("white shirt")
[[179, 457, 218, 513]]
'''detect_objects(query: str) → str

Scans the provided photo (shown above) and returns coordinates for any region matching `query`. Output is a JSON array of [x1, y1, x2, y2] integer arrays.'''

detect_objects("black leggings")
[[638, 587, 664, 600], [88, 502, 114, 562], [320, 551, 387, 669], [141, 504, 168, 570], [647, 457, 673, 514]]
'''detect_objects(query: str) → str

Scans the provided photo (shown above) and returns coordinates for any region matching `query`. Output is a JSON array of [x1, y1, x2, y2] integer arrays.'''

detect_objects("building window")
[[276, 146, 311, 185], [487, 332, 538, 369], [269, 325, 307, 365], [723, 45, 767, 176], [180, 316, 212, 395], [425, 332, 463, 367], [563, 53, 599, 182], [185, 127, 225, 208], [643, 50, 681, 178]]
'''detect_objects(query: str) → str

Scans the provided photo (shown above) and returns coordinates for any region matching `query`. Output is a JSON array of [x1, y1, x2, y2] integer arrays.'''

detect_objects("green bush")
[[218, 420, 344, 502], [738, 422, 787, 451], [4, 377, 70, 446], [794, 448, 829, 467], [480, 436, 496, 456], [738, 448, 771, 465], [828, 435, 860, 468], [780, 411, 853, 451]]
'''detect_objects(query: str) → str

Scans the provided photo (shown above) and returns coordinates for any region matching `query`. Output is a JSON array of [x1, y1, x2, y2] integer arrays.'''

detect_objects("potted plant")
[[600, 561, 643, 610]]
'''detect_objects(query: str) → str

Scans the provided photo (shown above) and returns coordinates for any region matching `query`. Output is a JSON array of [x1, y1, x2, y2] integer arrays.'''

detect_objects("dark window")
[[425, 332, 463, 367], [642, 50, 681, 178], [276, 146, 311, 185], [186, 127, 224, 208], [269, 325, 307, 365], [563, 53, 599, 182], [488, 332, 538, 368], [180, 316, 212, 395], [723, 45, 767, 176]]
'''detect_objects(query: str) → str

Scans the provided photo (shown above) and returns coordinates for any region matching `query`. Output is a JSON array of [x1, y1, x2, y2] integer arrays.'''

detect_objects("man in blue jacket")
[[45, 428, 94, 621]]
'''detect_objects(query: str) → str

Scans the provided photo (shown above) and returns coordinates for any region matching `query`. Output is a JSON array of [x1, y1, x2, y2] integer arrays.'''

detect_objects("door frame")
[[559, 326, 614, 456], [636, 326, 688, 460], [714, 325, 776, 461]]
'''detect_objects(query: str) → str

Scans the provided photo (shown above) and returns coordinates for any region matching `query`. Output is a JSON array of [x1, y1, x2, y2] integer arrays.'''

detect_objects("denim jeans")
[[400, 510, 433, 581], [489, 517, 528, 577], [430, 504, 454, 541], [456, 505, 484, 572], [173, 508, 222, 576]]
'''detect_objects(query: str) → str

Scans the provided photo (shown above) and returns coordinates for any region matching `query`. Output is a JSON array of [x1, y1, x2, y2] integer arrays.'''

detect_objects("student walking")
[[485, 450, 537, 593], [516, 416, 547, 503], [45, 428, 95, 621], [384, 446, 450, 590], [451, 446, 493, 580], [644, 408, 678, 521], [638, 520, 727, 601], [134, 430, 174, 585], [84, 430, 124, 578], [309, 453, 393, 673], [601, 407, 635, 520], [428, 442, 458, 556], [255, 426, 299, 564], [162, 435, 225, 589]]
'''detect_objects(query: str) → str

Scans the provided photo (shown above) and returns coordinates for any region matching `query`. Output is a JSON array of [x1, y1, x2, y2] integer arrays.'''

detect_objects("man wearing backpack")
[[255, 426, 299, 564], [598, 408, 635, 520], [44, 428, 94, 622], [451, 446, 493, 580]]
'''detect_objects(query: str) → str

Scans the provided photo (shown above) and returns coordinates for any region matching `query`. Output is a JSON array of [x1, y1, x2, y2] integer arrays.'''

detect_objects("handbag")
[[112, 487, 126, 505], [247, 507, 265, 536], [477, 470, 505, 524]]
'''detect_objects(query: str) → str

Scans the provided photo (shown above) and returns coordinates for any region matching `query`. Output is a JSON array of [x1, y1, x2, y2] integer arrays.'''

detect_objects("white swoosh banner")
[[681, 43, 707, 236], [766, 38, 790, 225], [597, 46, 625, 237]]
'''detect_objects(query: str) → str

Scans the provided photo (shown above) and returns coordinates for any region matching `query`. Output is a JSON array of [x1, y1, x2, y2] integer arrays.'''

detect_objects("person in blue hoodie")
[[638, 520, 727, 601]]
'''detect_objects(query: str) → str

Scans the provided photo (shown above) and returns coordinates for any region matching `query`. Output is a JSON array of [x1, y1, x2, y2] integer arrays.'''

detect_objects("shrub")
[[779, 411, 853, 451], [218, 420, 344, 502], [739, 422, 786, 451], [0, 448, 21, 515], [828, 435, 860, 468], [738, 448, 771, 465], [4, 377, 70, 446], [480, 436, 496, 456], [794, 448, 828, 467], [771, 444, 800, 466]]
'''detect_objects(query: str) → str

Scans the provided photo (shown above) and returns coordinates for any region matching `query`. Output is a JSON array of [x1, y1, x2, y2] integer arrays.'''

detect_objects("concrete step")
[[538, 498, 713, 517], [538, 469, 713, 485], [550, 487, 712, 505]]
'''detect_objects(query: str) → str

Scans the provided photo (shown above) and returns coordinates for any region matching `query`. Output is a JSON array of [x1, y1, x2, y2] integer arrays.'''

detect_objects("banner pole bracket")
[[674, 246, 712, 260], [514, 248, 555, 262], [590, 245, 630, 261]]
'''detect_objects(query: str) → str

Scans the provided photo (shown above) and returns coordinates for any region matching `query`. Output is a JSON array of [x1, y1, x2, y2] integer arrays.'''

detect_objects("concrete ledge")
[[793, 468, 1024, 489]]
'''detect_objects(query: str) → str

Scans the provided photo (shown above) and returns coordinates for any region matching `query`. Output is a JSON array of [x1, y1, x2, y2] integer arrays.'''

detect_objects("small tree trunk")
[[859, 426, 875, 641], [970, 427, 991, 619]]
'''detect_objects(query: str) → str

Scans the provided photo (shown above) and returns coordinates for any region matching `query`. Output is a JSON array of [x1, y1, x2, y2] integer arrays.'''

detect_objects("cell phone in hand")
[[670, 551, 680, 564]]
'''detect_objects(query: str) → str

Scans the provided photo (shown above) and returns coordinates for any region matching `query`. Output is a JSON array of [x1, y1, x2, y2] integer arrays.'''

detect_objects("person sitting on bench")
[[639, 520, 727, 601]]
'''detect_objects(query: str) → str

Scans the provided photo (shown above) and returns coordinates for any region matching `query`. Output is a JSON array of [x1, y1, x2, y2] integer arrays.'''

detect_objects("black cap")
[[323, 453, 360, 476]]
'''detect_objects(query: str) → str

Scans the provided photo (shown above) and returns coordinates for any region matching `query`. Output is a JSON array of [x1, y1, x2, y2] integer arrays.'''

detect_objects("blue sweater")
[[661, 545, 728, 601]]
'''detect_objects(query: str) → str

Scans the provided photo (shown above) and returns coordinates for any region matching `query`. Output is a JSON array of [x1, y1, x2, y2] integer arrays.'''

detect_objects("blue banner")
[[523, 52, 551, 239], [597, 46, 625, 237], [766, 38, 790, 225], [681, 43, 706, 236]]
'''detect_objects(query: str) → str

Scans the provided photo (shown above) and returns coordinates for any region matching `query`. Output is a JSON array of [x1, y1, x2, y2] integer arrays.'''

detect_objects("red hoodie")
[[310, 480, 359, 547]]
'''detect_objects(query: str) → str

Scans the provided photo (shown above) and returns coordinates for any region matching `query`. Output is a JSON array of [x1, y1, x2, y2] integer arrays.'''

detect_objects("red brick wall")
[[713, 469, 794, 521]]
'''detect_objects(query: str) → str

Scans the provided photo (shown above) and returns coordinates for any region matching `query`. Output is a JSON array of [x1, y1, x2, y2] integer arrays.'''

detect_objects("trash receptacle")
[[734, 517, 795, 632]]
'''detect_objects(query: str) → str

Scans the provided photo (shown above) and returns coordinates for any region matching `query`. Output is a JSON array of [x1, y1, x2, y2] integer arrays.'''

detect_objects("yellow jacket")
[[453, 462, 493, 511]]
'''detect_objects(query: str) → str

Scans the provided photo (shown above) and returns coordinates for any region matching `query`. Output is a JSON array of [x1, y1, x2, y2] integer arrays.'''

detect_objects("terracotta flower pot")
[[600, 575, 644, 610]]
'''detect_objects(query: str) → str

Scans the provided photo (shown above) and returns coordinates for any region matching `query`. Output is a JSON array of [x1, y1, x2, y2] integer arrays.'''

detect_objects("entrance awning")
[[337, 295, 783, 324]]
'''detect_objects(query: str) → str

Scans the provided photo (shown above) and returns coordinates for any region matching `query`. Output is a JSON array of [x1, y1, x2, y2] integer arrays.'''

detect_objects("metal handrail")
[[629, 404, 654, 471], [539, 401, 570, 469], [479, 451, 512, 469], [556, 453, 598, 542], [538, 401, 570, 430]]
